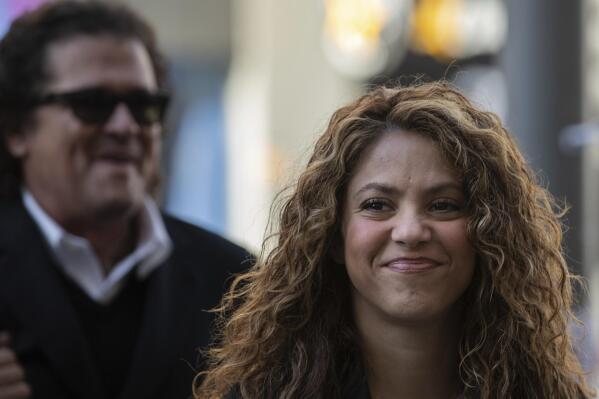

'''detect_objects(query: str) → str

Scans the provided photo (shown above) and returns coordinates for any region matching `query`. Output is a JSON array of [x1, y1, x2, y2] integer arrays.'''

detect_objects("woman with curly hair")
[[195, 81, 594, 399]]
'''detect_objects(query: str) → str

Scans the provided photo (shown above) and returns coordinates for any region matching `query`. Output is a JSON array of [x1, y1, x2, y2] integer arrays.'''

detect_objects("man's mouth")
[[97, 153, 138, 163]]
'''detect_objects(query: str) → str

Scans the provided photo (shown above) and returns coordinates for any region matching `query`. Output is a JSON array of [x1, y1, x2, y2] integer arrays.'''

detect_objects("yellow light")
[[324, 0, 387, 55], [322, 0, 414, 80], [411, 0, 461, 60]]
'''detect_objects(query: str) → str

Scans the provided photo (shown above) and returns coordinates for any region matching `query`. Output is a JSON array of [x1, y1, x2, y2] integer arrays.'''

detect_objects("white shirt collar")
[[23, 189, 173, 304]]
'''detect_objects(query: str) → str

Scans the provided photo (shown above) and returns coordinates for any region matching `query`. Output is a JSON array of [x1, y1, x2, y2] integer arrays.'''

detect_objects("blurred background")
[[3, 0, 599, 386]]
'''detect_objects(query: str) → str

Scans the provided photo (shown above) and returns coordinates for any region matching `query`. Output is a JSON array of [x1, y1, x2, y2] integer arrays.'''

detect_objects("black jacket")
[[0, 198, 250, 399]]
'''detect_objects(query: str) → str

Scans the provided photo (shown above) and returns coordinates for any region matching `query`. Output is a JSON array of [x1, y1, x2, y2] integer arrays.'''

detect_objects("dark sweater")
[[60, 272, 146, 398]]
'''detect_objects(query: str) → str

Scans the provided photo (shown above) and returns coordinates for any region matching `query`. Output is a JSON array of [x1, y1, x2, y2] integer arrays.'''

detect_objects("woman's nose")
[[390, 210, 432, 247]]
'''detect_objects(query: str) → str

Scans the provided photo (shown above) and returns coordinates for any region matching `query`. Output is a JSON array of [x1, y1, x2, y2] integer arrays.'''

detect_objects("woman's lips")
[[385, 258, 441, 273]]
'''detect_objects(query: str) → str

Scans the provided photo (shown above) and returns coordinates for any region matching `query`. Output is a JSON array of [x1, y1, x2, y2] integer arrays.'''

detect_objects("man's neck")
[[79, 217, 139, 275], [50, 204, 142, 275], [27, 191, 143, 274], [23, 187, 144, 273]]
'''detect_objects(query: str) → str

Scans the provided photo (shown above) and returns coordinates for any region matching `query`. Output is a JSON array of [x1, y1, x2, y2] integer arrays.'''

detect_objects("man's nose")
[[390, 209, 432, 247], [103, 102, 141, 136]]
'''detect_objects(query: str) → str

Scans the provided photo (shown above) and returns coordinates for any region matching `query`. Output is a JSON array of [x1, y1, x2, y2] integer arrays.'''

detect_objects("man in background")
[[0, 1, 249, 398]]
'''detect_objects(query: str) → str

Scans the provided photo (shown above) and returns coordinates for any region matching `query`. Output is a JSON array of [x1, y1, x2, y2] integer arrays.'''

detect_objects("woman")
[[195, 81, 594, 398]]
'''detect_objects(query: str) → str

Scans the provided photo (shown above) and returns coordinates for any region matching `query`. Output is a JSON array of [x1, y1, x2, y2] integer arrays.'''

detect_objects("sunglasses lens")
[[37, 88, 169, 126], [129, 102, 166, 125], [71, 102, 116, 124]]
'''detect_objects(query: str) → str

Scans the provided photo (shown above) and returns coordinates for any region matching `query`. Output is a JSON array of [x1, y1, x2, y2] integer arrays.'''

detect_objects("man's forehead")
[[42, 34, 158, 92]]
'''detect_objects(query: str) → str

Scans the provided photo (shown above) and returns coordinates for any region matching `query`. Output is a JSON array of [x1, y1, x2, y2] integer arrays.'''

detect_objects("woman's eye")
[[429, 201, 460, 213], [361, 199, 390, 211]]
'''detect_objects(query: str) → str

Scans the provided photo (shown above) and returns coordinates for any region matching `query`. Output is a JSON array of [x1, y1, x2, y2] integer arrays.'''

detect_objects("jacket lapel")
[[0, 200, 105, 399], [118, 249, 198, 399]]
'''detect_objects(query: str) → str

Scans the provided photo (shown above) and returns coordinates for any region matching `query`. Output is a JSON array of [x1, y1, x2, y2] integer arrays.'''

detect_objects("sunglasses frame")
[[32, 87, 170, 126]]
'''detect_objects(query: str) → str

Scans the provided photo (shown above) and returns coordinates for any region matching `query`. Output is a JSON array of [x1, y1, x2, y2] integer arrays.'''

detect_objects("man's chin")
[[90, 193, 145, 221]]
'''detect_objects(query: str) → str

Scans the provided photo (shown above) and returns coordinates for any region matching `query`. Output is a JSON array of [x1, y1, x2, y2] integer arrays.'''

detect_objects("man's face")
[[7, 35, 163, 231]]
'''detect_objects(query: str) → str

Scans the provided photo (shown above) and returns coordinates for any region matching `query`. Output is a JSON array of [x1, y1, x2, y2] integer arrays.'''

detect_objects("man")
[[0, 1, 249, 398]]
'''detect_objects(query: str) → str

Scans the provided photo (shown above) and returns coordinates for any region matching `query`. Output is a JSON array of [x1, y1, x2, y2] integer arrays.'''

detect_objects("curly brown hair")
[[195, 81, 594, 399]]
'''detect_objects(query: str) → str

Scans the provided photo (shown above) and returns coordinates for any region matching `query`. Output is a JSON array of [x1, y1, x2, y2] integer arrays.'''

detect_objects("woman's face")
[[341, 130, 475, 325]]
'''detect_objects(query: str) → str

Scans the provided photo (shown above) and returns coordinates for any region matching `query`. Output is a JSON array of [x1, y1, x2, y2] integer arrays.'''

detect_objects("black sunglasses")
[[33, 87, 170, 126]]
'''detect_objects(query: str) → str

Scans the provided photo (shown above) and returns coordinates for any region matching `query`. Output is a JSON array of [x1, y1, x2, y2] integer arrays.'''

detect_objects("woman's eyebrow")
[[353, 181, 463, 200], [353, 182, 398, 199], [425, 182, 464, 195]]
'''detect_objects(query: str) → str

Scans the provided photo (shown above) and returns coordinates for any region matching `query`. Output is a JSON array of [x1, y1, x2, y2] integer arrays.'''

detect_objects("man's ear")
[[5, 132, 28, 158]]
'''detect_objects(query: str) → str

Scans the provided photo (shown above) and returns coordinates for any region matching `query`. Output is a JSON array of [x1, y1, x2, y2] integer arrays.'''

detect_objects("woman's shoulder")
[[342, 377, 370, 399], [222, 383, 371, 399]]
